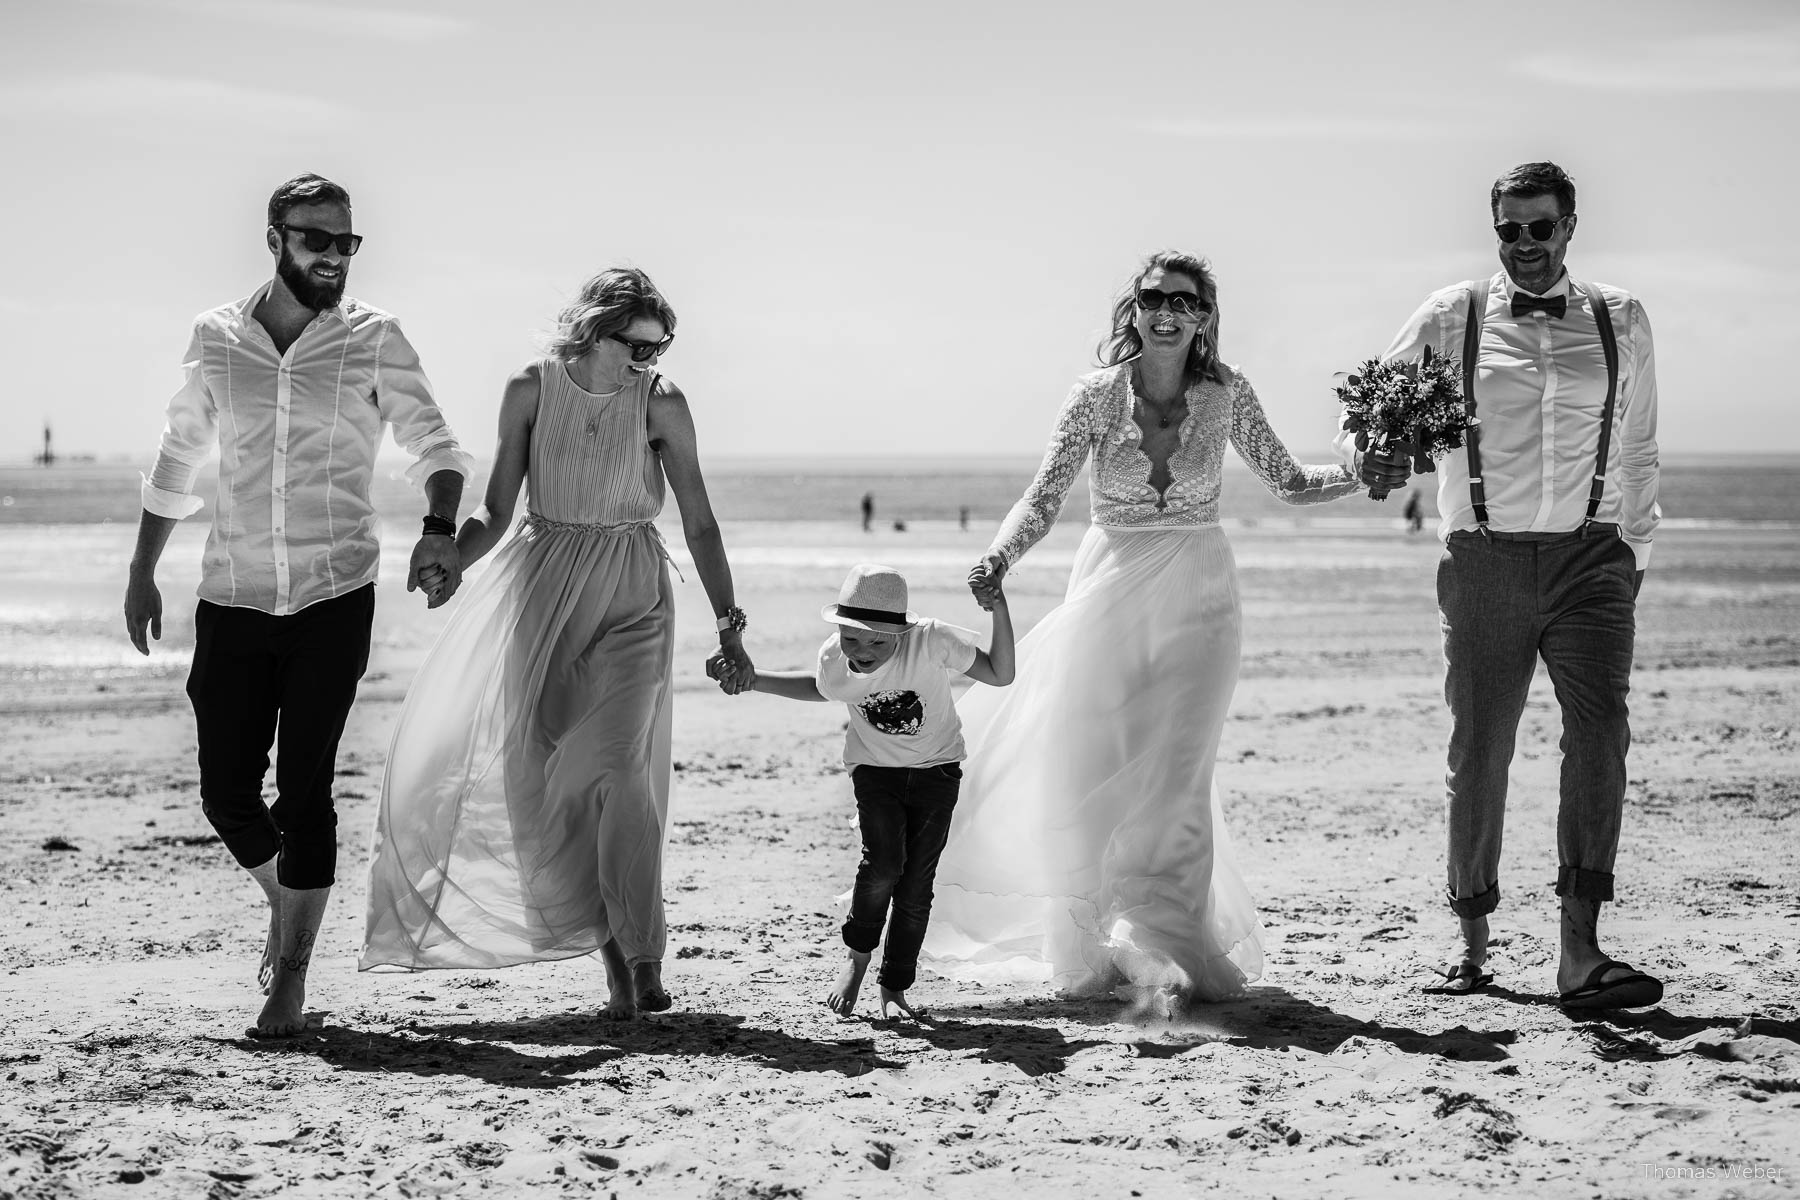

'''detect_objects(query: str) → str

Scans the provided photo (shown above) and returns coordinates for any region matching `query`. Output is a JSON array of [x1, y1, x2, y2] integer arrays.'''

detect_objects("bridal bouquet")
[[1335, 344, 1468, 500]]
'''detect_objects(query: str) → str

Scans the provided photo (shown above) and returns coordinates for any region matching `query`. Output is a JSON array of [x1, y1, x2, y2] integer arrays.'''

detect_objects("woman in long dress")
[[361, 268, 753, 1019], [932, 250, 1364, 1005]]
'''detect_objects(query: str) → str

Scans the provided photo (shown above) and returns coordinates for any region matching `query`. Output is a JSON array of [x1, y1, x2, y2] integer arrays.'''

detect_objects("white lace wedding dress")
[[923, 362, 1361, 1000]]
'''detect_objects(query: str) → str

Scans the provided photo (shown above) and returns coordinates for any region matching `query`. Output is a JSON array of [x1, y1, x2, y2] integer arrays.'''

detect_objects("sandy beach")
[[2, 517, 1797, 1198]]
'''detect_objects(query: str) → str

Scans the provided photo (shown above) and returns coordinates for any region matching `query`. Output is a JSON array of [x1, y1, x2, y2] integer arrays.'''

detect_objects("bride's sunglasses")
[[272, 223, 363, 256], [609, 331, 674, 362], [1493, 216, 1570, 244], [1135, 288, 1209, 318]]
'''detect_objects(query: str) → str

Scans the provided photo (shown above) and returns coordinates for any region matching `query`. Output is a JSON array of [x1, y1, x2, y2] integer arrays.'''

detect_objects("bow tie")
[[1511, 293, 1567, 320]]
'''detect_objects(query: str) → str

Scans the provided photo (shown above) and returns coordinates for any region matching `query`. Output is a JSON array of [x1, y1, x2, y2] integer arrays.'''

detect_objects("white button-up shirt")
[[1344, 268, 1660, 568], [142, 282, 474, 615]]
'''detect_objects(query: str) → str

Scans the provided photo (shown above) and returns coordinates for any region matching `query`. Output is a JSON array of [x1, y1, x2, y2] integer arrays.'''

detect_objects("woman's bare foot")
[[878, 986, 925, 1022], [598, 938, 638, 1021], [633, 961, 672, 1013], [826, 949, 871, 1016]]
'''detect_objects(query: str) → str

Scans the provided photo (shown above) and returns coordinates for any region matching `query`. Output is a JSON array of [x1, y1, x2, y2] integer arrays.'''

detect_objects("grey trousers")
[[1436, 526, 1638, 918]]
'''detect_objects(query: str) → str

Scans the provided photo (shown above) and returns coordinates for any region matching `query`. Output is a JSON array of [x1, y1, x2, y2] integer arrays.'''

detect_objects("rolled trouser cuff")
[[1447, 882, 1500, 919], [1555, 866, 1615, 902]]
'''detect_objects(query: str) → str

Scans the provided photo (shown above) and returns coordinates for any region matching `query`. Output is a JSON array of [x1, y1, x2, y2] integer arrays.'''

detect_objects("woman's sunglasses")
[[272, 224, 363, 256], [609, 331, 674, 362], [1493, 216, 1570, 244], [1135, 288, 1209, 318]]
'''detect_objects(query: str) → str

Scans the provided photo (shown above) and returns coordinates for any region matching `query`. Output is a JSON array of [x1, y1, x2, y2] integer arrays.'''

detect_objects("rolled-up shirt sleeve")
[[141, 322, 216, 519], [1616, 299, 1660, 569], [373, 317, 475, 487]]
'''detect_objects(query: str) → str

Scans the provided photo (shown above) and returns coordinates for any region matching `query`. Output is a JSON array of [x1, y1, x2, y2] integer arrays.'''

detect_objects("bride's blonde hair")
[[546, 268, 677, 362]]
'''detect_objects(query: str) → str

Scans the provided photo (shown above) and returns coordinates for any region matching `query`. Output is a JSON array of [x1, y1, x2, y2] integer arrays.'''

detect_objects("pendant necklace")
[[574, 365, 626, 436]]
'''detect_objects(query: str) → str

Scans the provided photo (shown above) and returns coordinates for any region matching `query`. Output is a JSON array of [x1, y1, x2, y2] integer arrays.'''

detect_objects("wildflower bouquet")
[[1335, 344, 1468, 500]]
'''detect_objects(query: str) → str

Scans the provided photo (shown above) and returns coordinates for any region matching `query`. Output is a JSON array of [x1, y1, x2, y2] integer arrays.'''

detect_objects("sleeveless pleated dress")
[[361, 360, 674, 971]]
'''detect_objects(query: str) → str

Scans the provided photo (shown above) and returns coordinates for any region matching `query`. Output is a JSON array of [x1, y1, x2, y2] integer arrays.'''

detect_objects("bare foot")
[[598, 938, 637, 1021], [258, 913, 281, 996], [634, 961, 672, 1013], [247, 989, 307, 1040], [249, 858, 282, 996], [825, 949, 871, 1016], [248, 879, 327, 1039], [878, 986, 925, 1022]]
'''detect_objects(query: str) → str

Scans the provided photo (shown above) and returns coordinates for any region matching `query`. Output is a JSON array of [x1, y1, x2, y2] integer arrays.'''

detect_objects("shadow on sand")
[[235, 1009, 904, 1088]]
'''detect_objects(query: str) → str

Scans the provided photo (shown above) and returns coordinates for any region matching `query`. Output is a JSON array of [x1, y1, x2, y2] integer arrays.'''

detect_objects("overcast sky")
[[3, 0, 1796, 464]]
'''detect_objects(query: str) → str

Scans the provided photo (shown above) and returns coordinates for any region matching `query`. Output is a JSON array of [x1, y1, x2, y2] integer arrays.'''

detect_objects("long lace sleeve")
[[988, 380, 1096, 566], [1229, 371, 1362, 506]]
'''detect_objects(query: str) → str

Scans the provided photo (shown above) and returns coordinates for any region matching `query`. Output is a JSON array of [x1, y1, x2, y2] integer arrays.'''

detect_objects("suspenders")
[[1458, 276, 1620, 535]]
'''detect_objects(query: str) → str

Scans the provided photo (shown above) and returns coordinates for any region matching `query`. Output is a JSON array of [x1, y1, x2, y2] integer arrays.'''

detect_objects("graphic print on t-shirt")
[[857, 690, 924, 736]]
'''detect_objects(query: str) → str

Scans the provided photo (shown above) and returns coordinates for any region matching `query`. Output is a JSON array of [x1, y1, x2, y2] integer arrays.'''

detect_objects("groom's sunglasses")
[[1135, 288, 1209, 318], [272, 223, 364, 256], [1493, 216, 1569, 244], [609, 331, 674, 362]]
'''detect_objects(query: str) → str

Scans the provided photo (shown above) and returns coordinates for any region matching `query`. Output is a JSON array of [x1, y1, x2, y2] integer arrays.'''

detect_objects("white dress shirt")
[[143, 282, 473, 615], [1344, 268, 1660, 568]]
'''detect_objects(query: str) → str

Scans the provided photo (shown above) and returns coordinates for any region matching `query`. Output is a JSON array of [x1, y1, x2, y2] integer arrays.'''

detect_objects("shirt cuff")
[[405, 445, 476, 489], [1626, 539, 1652, 570], [140, 475, 205, 519]]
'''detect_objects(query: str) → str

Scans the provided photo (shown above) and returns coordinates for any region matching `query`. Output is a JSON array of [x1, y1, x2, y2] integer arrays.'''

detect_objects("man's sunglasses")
[[1135, 288, 1209, 318], [1493, 216, 1570, 244], [272, 224, 363, 256], [609, 331, 674, 362]]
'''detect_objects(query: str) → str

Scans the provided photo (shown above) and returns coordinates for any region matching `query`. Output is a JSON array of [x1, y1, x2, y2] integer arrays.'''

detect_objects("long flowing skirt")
[[924, 523, 1263, 1000], [360, 521, 674, 971]]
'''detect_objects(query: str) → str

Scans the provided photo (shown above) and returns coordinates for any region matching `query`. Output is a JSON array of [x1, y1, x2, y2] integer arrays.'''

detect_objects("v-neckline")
[[1125, 369, 1193, 510]]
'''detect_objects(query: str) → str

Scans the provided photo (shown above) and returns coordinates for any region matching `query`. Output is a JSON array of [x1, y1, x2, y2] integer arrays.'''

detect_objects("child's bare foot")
[[826, 949, 871, 1016], [598, 938, 637, 1021], [878, 986, 926, 1022], [633, 961, 672, 1013]]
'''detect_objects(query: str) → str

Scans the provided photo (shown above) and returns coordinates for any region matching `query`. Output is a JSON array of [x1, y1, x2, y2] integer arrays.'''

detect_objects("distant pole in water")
[[34, 422, 54, 467]]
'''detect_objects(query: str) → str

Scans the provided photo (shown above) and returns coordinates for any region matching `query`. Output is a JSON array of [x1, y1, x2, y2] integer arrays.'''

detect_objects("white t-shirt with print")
[[815, 617, 982, 769]]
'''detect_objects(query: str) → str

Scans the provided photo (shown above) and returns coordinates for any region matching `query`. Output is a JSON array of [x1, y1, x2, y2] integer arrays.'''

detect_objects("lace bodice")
[[989, 363, 1360, 565]]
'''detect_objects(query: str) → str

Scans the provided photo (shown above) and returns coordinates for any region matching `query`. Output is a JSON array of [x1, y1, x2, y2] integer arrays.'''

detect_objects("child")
[[716, 562, 1014, 1019]]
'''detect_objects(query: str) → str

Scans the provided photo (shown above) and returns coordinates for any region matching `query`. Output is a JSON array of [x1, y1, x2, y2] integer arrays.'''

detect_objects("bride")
[[933, 250, 1364, 1003]]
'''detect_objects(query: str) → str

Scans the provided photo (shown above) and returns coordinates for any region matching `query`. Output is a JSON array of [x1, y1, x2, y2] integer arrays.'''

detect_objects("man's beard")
[[277, 245, 347, 311]]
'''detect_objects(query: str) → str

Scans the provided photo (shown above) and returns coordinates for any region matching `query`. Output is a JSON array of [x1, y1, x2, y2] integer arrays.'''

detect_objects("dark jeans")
[[1438, 527, 1636, 918], [844, 762, 962, 992], [186, 585, 375, 889]]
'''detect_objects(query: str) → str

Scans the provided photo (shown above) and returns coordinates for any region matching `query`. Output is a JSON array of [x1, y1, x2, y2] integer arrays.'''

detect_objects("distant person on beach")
[[122, 173, 472, 1039], [861, 491, 874, 532], [1357, 161, 1663, 1010], [1403, 489, 1424, 534], [934, 250, 1364, 1008], [710, 563, 1014, 1019], [361, 268, 753, 1021], [958, 506, 970, 532]]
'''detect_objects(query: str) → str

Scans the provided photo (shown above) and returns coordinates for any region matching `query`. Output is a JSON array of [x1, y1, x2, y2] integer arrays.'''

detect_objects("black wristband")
[[422, 515, 456, 538]]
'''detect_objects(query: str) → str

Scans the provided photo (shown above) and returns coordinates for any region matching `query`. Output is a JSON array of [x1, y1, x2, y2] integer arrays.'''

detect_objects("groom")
[[1359, 162, 1664, 1010], [123, 173, 472, 1037]]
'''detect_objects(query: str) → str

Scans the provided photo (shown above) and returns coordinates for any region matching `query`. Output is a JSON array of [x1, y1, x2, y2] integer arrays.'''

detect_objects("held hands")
[[967, 554, 1007, 611], [1358, 445, 1414, 496], [706, 638, 756, 696], [407, 535, 463, 609]]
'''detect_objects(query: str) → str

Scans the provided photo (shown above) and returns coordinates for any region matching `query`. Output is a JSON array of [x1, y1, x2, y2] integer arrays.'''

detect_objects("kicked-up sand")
[[1, 519, 1796, 1198]]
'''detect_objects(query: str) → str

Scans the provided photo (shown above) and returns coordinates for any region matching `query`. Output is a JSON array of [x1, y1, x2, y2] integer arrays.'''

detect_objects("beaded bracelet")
[[421, 515, 456, 538], [714, 606, 748, 634]]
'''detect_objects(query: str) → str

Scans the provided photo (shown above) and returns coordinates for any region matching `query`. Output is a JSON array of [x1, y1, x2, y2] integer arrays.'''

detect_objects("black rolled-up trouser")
[[186, 584, 375, 889]]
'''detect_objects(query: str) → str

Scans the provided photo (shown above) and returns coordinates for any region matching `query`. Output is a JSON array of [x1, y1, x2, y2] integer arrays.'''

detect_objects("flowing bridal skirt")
[[924, 523, 1263, 1000], [360, 519, 674, 971]]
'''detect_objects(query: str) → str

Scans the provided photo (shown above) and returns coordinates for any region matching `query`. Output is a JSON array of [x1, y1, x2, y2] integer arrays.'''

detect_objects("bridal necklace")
[[1131, 369, 1187, 430]]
